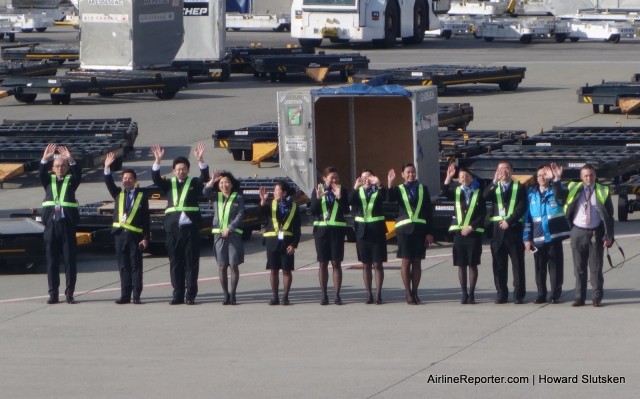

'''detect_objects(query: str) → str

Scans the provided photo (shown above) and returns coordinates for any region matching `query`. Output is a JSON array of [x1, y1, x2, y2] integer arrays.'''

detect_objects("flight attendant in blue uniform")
[[310, 167, 350, 305]]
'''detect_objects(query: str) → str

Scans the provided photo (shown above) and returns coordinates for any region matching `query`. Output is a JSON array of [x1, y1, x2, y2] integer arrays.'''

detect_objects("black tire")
[[498, 80, 519, 91], [36, 27, 47, 32], [373, 1, 398, 48], [21, 28, 34, 33], [555, 33, 566, 43], [231, 150, 243, 161], [402, 0, 427, 45], [98, 91, 115, 97], [609, 34, 621, 43], [269, 72, 278, 82], [155, 90, 177, 100], [519, 35, 532, 44], [298, 38, 322, 49], [603, 105, 611, 114], [618, 193, 628, 222], [437, 84, 447, 96], [592, 104, 600, 114], [0, 33, 4, 39], [570, 37, 579, 42], [50, 93, 71, 105], [484, 37, 494, 42], [441, 30, 452, 39], [14, 92, 37, 103]]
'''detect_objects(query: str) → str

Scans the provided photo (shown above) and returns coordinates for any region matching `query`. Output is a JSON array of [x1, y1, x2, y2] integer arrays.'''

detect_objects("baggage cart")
[[251, 52, 370, 83]]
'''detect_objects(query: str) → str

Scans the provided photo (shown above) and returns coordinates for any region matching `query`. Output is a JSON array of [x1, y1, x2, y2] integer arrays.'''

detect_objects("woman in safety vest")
[[442, 164, 486, 304], [310, 167, 350, 305], [349, 169, 387, 305], [523, 163, 570, 305], [204, 170, 245, 305], [387, 162, 434, 305], [259, 180, 301, 306]]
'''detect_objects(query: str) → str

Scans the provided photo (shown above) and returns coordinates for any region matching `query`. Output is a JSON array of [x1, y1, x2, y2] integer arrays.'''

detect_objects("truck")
[[290, 0, 452, 48], [226, 0, 291, 32]]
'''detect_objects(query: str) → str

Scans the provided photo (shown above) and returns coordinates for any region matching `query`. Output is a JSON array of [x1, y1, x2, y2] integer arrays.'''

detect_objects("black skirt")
[[396, 231, 427, 259], [452, 232, 482, 267], [356, 228, 388, 263], [314, 227, 346, 262]]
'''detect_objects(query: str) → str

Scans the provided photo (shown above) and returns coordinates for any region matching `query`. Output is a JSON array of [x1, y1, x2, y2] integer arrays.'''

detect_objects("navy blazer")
[[104, 172, 151, 241], [39, 161, 82, 227]]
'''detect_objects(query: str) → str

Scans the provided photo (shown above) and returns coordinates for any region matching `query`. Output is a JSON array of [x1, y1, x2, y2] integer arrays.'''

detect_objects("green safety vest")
[[264, 201, 297, 237], [313, 192, 347, 227], [395, 184, 427, 228], [564, 182, 609, 212], [449, 187, 484, 233], [165, 177, 200, 214], [354, 187, 385, 223], [489, 180, 520, 222], [112, 191, 144, 233], [212, 192, 242, 234], [42, 175, 79, 208]]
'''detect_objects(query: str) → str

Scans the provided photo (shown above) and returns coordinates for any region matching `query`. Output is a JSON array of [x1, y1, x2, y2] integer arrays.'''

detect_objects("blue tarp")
[[311, 83, 411, 97], [226, 0, 250, 13]]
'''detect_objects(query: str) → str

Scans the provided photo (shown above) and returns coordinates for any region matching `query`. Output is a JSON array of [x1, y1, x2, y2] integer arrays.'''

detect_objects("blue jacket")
[[523, 181, 571, 245]]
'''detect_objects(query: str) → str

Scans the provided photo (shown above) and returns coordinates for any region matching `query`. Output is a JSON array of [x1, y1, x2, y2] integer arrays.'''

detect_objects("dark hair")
[[172, 156, 190, 170], [497, 160, 513, 169], [214, 171, 241, 194], [360, 169, 374, 175], [122, 168, 137, 179], [457, 166, 471, 176], [581, 163, 596, 173], [322, 166, 339, 177], [401, 162, 415, 171], [274, 180, 293, 197]]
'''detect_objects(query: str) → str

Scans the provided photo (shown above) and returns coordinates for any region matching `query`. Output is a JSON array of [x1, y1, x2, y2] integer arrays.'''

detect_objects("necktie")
[[463, 187, 471, 205], [126, 191, 133, 213], [585, 186, 592, 225]]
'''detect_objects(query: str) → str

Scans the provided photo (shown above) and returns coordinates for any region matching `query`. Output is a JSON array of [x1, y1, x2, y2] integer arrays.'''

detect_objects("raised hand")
[[42, 143, 57, 161], [387, 169, 396, 187], [550, 162, 563, 180], [105, 152, 116, 169], [151, 144, 164, 164], [445, 163, 456, 184], [193, 142, 206, 163], [369, 175, 380, 186], [316, 183, 324, 199], [57, 146, 74, 163], [259, 186, 269, 205], [354, 176, 364, 189], [332, 183, 341, 199]]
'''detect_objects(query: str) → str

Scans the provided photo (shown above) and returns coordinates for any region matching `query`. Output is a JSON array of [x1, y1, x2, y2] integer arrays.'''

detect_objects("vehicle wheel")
[[219, 65, 230, 82], [14, 92, 37, 103], [298, 38, 322, 49], [231, 150, 243, 161], [603, 105, 611, 114], [8, 33, 15, 42], [402, 0, 427, 45], [441, 30, 452, 39], [498, 79, 519, 91], [570, 37, 579, 42], [98, 91, 115, 97], [0, 33, 4, 39], [555, 33, 567, 43], [519, 35, 532, 44], [618, 193, 628, 222], [21, 28, 34, 33], [609, 34, 621, 43], [36, 27, 47, 32], [592, 104, 600, 114], [155, 90, 177, 100], [437, 84, 447, 96], [241, 229, 253, 241], [50, 93, 71, 105], [373, 1, 399, 48], [484, 37, 494, 42], [269, 72, 278, 82]]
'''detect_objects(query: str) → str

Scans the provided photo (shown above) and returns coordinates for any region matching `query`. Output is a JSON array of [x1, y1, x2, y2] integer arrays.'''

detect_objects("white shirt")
[[572, 185, 601, 229]]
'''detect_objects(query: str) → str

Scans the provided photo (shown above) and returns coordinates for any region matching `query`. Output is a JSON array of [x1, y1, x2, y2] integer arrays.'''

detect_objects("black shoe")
[[461, 293, 469, 304], [571, 299, 585, 307], [514, 299, 524, 304], [282, 297, 290, 306], [550, 299, 560, 304], [230, 294, 237, 305], [186, 299, 195, 305], [320, 296, 329, 306], [495, 298, 507, 304], [222, 294, 231, 305], [592, 299, 602, 307], [334, 295, 343, 305], [115, 298, 131, 305], [169, 298, 184, 305], [66, 296, 76, 304], [47, 296, 59, 305], [412, 292, 421, 304], [375, 297, 383, 305], [269, 297, 280, 306], [365, 295, 374, 305], [468, 295, 476, 305], [533, 298, 546, 304], [132, 298, 142, 305]]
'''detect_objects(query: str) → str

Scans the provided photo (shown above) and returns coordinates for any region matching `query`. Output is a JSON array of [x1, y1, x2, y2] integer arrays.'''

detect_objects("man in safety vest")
[[562, 164, 614, 307], [104, 152, 150, 305], [484, 160, 527, 304], [151, 143, 210, 305], [39, 143, 82, 304]]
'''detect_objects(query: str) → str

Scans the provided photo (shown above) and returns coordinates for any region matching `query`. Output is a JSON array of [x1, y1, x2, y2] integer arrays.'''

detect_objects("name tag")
[[55, 204, 61, 211], [121, 214, 128, 224], [278, 231, 285, 240], [499, 207, 506, 217]]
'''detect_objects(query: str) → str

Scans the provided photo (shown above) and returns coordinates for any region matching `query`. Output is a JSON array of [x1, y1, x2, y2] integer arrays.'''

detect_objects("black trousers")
[[166, 225, 200, 301], [115, 230, 144, 300], [44, 220, 77, 297], [570, 225, 604, 301], [491, 232, 526, 301], [533, 240, 564, 301]]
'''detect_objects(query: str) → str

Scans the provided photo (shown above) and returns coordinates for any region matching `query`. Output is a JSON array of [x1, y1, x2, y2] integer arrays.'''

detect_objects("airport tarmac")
[[1, 27, 640, 398]]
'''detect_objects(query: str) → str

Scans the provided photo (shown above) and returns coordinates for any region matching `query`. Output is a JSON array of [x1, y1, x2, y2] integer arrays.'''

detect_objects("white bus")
[[291, 0, 451, 48]]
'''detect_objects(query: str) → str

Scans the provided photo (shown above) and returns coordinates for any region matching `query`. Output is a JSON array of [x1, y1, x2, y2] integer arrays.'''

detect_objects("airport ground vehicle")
[[226, 0, 291, 32], [290, 0, 451, 48]]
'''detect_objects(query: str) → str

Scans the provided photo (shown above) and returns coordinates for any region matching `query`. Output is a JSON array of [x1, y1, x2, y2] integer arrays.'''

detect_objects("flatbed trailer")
[[251, 52, 370, 83], [521, 126, 640, 147], [439, 129, 528, 161], [578, 76, 640, 114], [0, 60, 57, 84], [213, 103, 476, 162], [0, 69, 189, 104], [1, 43, 79, 64], [226, 45, 315, 74], [353, 64, 526, 95], [0, 217, 45, 273]]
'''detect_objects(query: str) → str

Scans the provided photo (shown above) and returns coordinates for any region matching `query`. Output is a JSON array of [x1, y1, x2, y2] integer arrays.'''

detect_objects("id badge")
[[278, 231, 285, 240], [324, 212, 330, 221], [121, 214, 128, 224], [54, 204, 61, 212], [499, 207, 506, 217]]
